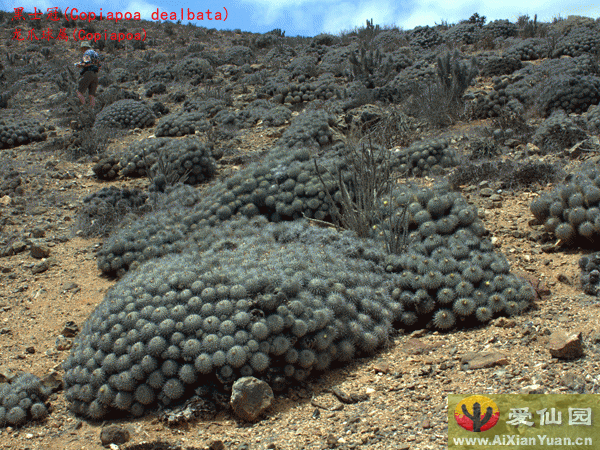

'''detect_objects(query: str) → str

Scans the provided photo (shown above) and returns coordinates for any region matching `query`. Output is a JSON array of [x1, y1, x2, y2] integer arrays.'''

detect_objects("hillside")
[[1, 11, 600, 450]]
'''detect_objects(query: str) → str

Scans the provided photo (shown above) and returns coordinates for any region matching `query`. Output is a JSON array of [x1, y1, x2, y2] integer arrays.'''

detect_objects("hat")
[[80, 41, 92, 49]]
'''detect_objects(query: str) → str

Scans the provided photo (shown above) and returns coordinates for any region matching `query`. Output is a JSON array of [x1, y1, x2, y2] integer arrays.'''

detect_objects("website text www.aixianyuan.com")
[[452, 435, 593, 446]]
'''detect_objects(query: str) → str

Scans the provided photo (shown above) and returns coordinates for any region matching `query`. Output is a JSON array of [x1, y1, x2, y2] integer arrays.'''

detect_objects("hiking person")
[[75, 41, 101, 108]]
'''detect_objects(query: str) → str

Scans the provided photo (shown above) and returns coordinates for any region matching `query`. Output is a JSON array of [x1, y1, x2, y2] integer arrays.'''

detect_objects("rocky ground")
[[1, 13, 600, 450], [1, 120, 599, 450]]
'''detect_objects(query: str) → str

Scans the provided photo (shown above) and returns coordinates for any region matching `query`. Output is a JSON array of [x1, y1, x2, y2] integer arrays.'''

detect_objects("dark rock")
[[31, 227, 46, 238], [100, 425, 131, 447], [30, 241, 50, 259], [230, 376, 274, 422], [208, 440, 225, 450], [541, 244, 556, 253], [556, 273, 571, 285], [10, 240, 27, 255], [547, 330, 584, 359], [62, 321, 79, 337]]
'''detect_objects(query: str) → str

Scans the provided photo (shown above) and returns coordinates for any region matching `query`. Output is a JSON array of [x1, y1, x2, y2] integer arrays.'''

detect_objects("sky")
[[3, 0, 599, 37]]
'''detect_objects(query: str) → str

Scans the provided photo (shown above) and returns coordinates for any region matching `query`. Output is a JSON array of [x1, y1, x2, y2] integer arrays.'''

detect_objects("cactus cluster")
[[66, 197, 535, 420], [0, 119, 47, 149], [65, 218, 404, 420], [93, 100, 156, 130], [0, 374, 51, 427], [552, 26, 600, 58], [504, 38, 548, 61], [532, 110, 588, 153], [530, 166, 600, 243], [579, 253, 600, 296], [155, 111, 211, 137], [393, 138, 458, 177], [75, 186, 149, 237]]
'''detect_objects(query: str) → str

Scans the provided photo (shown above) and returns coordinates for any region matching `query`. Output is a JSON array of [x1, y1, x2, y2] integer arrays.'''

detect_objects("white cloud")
[[396, 0, 600, 30], [321, 1, 397, 34], [236, 0, 599, 35], [124, 0, 160, 20]]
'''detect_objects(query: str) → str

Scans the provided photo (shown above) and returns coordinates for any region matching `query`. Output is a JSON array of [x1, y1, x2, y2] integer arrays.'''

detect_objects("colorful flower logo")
[[454, 395, 500, 432]]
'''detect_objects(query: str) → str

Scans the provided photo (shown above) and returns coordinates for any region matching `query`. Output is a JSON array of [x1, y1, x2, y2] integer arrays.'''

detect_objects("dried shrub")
[[314, 124, 409, 254], [405, 50, 477, 128]]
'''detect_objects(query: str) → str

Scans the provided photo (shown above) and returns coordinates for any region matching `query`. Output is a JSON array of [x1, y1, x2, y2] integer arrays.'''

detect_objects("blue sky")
[[3, 0, 599, 36]]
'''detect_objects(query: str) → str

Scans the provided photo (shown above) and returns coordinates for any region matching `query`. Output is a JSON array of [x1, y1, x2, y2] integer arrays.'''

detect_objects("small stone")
[[31, 227, 46, 238], [492, 317, 516, 328], [100, 426, 130, 447], [31, 260, 49, 274], [209, 440, 225, 450], [25, 346, 35, 354], [55, 335, 73, 351], [556, 273, 571, 285], [421, 418, 432, 429], [520, 384, 545, 394], [567, 140, 586, 159], [329, 387, 354, 404], [547, 331, 584, 360], [410, 329, 427, 338], [561, 372, 586, 392], [461, 351, 509, 370], [0, 368, 18, 383], [30, 242, 50, 259], [10, 241, 27, 255], [480, 188, 494, 197], [541, 244, 556, 253], [372, 362, 390, 374], [62, 321, 79, 338], [63, 283, 80, 293], [401, 338, 430, 355], [230, 376, 274, 422], [589, 332, 600, 344]]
